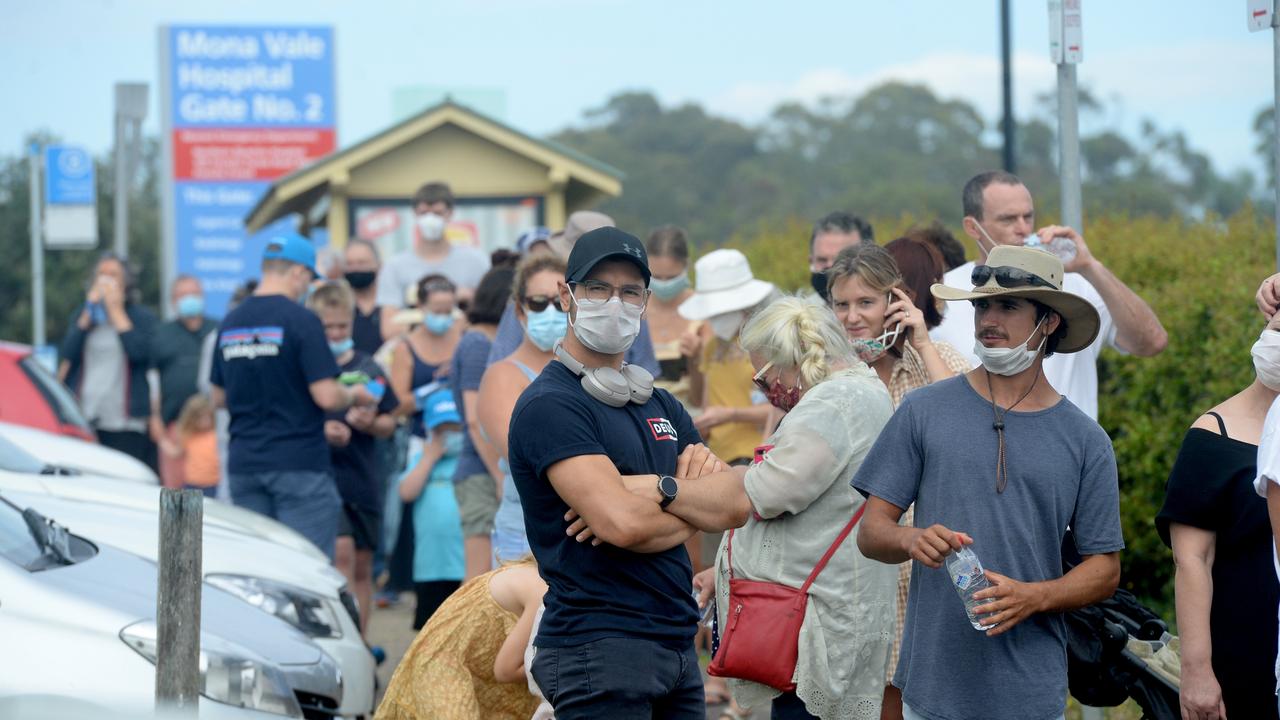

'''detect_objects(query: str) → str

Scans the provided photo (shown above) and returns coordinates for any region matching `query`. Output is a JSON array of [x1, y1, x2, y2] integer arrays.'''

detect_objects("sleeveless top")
[[375, 561, 542, 720], [407, 342, 441, 438], [492, 359, 539, 563]]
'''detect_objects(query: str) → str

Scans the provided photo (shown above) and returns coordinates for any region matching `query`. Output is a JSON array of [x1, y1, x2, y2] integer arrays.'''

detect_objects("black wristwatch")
[[657, 475, 678, 509]]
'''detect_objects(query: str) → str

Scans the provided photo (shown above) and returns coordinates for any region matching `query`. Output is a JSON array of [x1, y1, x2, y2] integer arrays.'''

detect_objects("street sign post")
[[1250, 1, 1280, 271], [1049, 0, 1084, 235], [158, 25, 336, 317], [43, 145, 98, 249]]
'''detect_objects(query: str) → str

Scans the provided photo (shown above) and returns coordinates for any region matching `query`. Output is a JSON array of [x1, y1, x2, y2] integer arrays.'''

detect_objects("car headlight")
[[120, 620, 303, 718], [206, 574, 343, 639]]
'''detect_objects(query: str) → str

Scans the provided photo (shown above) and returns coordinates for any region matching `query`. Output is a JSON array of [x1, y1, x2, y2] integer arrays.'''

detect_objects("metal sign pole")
[[28, 144, 45, 347], [1273, 1, 1280, 271], [1058, 62, 1083, 233]]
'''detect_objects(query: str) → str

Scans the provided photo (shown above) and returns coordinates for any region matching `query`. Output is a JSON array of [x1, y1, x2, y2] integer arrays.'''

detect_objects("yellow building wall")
[[347, 124, 556, 199]]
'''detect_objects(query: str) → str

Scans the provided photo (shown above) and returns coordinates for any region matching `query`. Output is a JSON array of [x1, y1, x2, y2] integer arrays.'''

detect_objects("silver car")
[[0, 494, 343, 718]]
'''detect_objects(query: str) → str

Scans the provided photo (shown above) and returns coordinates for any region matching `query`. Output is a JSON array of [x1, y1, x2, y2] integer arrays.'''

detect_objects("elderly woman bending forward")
[[635, 296, 898, 720]]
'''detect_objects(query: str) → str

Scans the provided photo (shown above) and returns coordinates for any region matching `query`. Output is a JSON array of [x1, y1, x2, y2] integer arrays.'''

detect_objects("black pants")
[[96, 428, 157, 474], [413, 580, 460, 629], [388, 502, 415, 592], [771, 691, 818, 720]]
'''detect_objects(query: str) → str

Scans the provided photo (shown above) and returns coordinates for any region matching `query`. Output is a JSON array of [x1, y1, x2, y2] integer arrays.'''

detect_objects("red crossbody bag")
[[707, 491, 866, 691]]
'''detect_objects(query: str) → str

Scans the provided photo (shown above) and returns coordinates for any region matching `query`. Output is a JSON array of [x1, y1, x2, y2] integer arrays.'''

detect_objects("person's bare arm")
[[972, 552, 1120, 638], [494, 601, 541, 683], [548, 454, 696, 553], [389, 343, 416, 417], [1169, 523, 1225, 719], [648, 466, 752, 532], [209, 384, 225, 410], [1045, 225, 1167, 357], [477, 364, 523, 463], [857, 495, 971, 566], [399, 438, 444, 503], [463, 388, 504, 481], [309, 378, 372, 411]]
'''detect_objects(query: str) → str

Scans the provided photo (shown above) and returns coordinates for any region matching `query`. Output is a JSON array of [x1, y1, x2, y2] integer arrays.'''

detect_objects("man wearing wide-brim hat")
[[852, 245, 1125, 720]]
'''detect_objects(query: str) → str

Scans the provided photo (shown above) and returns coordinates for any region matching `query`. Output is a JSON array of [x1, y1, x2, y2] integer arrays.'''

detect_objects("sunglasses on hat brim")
[[971, 265, 1056, 291]]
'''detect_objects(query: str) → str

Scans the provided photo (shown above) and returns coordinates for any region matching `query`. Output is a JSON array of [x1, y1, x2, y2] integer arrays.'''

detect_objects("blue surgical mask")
[[442, 430, 464, 457], [176, 294, 204, 318], [525, 305, 568, 352], [329, 338, 354, 357], [649, 272, 689, 301], [425, 312, 455, 336]]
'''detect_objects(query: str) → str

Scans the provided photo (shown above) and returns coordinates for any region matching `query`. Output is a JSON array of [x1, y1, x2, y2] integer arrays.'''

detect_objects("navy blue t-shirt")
[[328, 352, 400, 510], [211, 294, 340, 474], [508, 360, 701, 649]]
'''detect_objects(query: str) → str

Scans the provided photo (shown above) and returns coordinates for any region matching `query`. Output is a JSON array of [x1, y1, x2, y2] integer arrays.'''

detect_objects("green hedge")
[[727, 209, 1276, 620]]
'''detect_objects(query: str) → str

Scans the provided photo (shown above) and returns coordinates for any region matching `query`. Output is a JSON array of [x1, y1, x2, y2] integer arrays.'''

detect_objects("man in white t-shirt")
[[376, 181, 491, 314], [928, 171, 1167, 419]]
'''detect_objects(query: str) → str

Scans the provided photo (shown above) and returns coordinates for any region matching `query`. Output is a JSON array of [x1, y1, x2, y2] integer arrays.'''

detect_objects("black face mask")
[[810, 270, 829, 301], [344, 271, 376, 290]]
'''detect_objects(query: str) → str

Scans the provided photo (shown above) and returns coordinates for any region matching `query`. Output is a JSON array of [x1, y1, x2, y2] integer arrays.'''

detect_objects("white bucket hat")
[[678, 249, 776, 321]]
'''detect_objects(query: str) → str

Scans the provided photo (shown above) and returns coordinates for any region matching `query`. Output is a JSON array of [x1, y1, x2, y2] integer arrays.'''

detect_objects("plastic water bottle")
[[1023, 234, 1077, 265], [946, 546, 998, 631]]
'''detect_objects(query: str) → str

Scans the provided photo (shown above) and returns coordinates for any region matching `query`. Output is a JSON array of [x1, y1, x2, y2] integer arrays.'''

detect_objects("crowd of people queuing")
[[54, 170, 1280, 720]]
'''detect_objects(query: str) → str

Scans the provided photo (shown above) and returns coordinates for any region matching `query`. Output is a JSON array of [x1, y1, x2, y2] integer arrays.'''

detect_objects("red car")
[[0, 341, 95, 442]]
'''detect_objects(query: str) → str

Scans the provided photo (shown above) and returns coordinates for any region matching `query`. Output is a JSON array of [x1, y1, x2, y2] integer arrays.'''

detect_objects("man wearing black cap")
[[508, 227, 721, 719]]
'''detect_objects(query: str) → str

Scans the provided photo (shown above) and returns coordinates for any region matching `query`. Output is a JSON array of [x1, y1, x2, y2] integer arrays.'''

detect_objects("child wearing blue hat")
[[397, 384, 466, 629]]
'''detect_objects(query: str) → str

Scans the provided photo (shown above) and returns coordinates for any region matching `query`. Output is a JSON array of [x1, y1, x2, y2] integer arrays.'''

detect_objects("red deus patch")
[[647, 417, 678, 442]]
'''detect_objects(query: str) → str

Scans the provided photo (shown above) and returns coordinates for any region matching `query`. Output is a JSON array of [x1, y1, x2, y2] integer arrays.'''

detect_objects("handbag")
[[707, 501, 866, 691]]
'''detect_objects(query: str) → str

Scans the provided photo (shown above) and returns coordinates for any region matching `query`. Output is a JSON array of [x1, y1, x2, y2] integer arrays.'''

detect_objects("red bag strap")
[[725, 501, 867, 590]]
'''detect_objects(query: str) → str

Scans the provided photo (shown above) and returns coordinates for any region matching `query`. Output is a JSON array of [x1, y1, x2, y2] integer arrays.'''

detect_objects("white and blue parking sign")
[[44, 146, 95, 205]]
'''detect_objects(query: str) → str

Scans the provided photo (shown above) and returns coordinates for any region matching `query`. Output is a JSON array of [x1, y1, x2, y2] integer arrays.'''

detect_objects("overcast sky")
[[3, 1, 1271, 178]]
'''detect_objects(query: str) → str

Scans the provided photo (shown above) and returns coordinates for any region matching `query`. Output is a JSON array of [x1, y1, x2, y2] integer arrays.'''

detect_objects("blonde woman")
[[626, 296, 898, 719], [826, 241, 971, 719]]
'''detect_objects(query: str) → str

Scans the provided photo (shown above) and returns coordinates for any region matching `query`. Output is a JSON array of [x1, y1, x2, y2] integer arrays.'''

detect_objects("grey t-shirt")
[[375, 245, 491, 308], [851, 375, 1123, 720]]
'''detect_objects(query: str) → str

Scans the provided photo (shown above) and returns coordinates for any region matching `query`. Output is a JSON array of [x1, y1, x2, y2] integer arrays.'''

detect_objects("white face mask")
[[973, 316, 1046, 376], [708, 311, 745, 341], [1252, 329, 1280, 390], [416, 212, 446, 242], [569, 295, 643, 355]]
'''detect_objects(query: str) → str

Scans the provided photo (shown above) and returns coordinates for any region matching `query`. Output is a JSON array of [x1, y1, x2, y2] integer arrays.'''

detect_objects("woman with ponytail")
[[598, 295, 899, 719]]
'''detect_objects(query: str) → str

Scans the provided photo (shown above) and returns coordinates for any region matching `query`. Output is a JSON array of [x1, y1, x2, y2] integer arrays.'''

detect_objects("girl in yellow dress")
[[376, 560, 546, 720]]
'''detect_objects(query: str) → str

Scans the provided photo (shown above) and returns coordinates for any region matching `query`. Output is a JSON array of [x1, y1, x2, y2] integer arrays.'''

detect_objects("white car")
[[0, 420, 158, 484], [0, 429, 377, 719], [0, 495, 342, 718]]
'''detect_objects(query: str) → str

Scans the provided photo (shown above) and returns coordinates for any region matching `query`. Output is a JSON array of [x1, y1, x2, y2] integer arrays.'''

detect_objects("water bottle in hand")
[[1023, 234, 1077, 265], [946, 546, 998, 631]]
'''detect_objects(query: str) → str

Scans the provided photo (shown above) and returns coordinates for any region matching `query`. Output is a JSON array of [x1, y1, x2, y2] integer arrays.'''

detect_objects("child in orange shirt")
[[173, 394, 220, 498]]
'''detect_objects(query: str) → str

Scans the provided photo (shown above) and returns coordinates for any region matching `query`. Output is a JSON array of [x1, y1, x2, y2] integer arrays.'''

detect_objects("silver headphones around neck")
[[554, 341, 654, 408]]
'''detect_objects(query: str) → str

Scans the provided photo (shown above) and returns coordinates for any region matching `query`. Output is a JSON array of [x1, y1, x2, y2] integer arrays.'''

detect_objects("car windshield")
[[19, 355, 93, 435], [0, 432, 46, 474]]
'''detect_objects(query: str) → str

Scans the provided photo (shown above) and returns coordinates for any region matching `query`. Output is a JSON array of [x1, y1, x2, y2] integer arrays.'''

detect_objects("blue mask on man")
[[524, 305, 568, 352], [442, 430, 464, 457], [176, 294, 204, 318], [328, 338, 354, 357]]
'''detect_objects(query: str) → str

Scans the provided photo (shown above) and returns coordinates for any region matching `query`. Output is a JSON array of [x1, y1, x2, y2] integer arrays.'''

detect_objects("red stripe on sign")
[[172, 128, 336, 181]]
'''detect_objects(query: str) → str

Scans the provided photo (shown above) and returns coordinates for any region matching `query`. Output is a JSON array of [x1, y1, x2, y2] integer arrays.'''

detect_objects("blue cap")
[[422, 387, 461, 430], [262, 232, 317, 275], [516, 226, 552, 254]]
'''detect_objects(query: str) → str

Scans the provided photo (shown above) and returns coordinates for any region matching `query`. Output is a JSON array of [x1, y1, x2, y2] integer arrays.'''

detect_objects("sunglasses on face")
[[751, 361, 774, 393], [971, 265, 1056, 290], [523, 295, 562, 313]]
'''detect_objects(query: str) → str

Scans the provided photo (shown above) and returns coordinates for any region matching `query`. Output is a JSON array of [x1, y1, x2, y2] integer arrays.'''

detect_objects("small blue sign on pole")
[[44, 146, 96, 205]]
